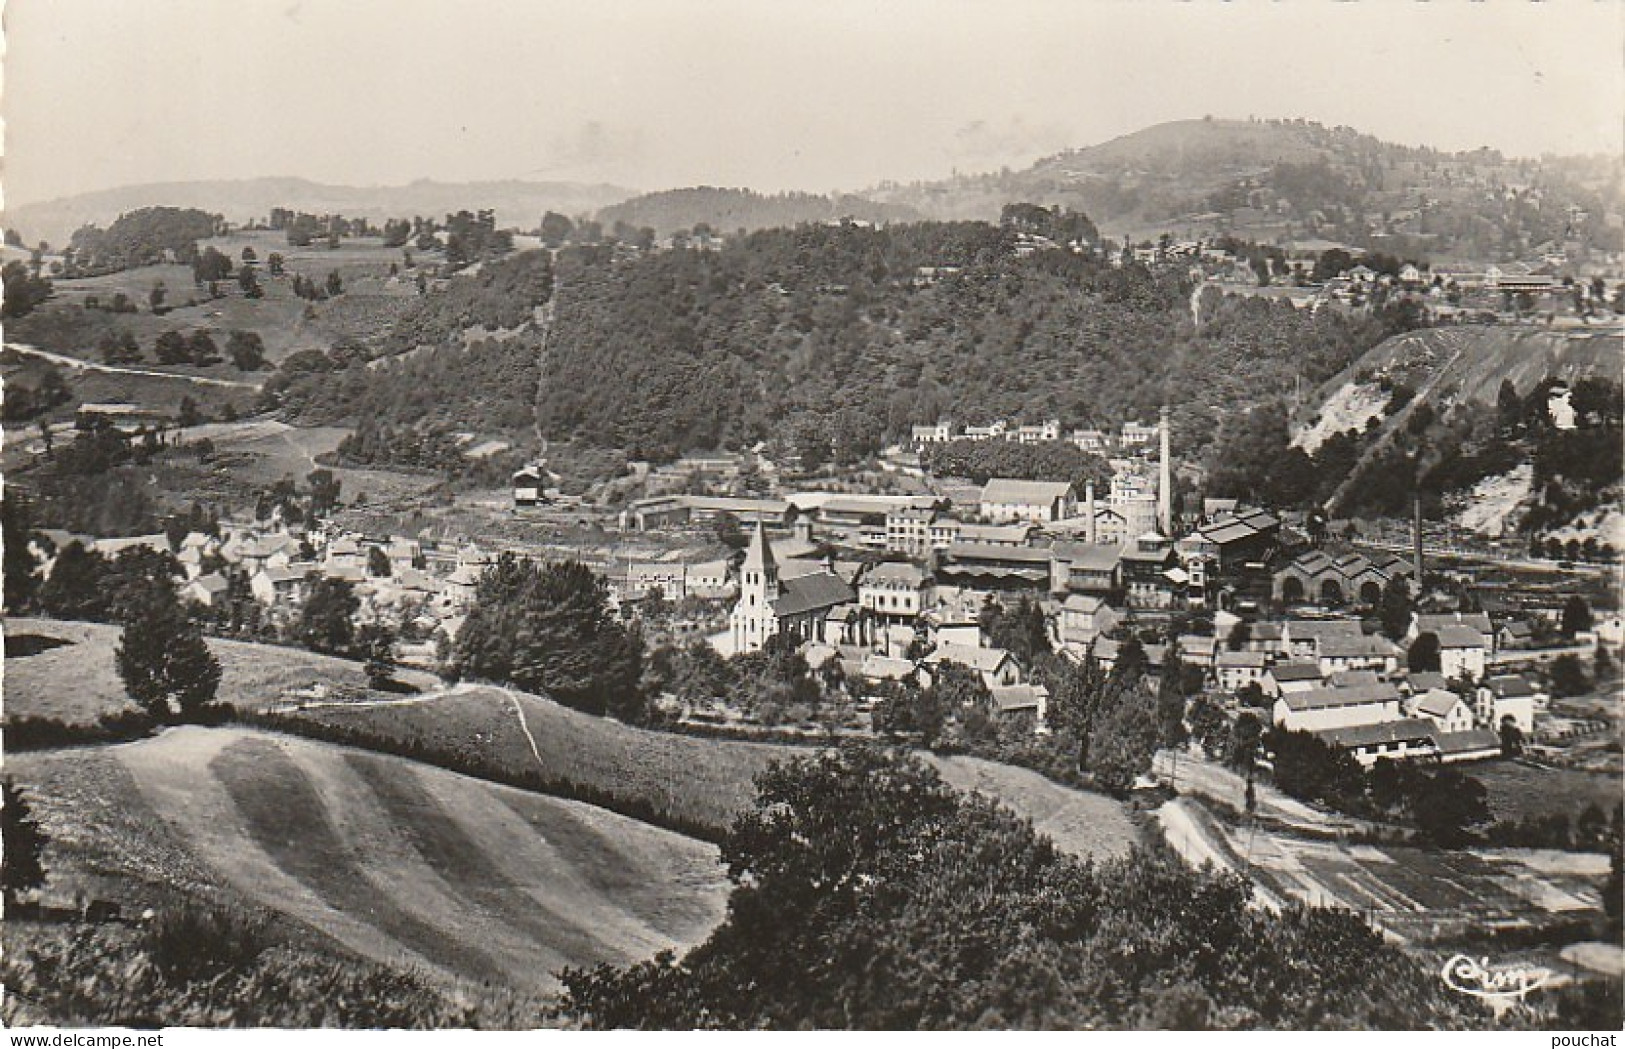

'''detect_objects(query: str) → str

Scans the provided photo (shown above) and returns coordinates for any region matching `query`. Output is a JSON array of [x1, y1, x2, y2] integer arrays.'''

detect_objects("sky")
[[3, 0, 1622, 206]]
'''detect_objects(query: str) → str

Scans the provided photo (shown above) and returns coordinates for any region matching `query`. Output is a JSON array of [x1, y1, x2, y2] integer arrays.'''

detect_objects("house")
[[1264, 661, 1323, 697], [512, 466, 545, 507], [1119, 532, 1179, 609], [1070, 429, 1109, 453], [1049, 542, 1121, 596], [687, 559, 733, 599], [1273, 682, 1404, 733], [1280, 619, 1364, 660], [989, 683, 1050, 726], [1434, 625, 1488, 681], [859, 562, 934, 625], [1011, 420, 1061, 444], [1215, 650, 1269, 693], [1498, 619, 1536, 650], [979, 479, 1076, 524], [181, 572, 232, 608], [923, 643, 1023, 689], [250, 564, 313, 607], [1411, 687, 1476, 735], [1120, 420, 1159, 447], [1058, 593, 1117, 646], [627, 561, 689, 602], [1314, 718, 1439, 767], [1317, 634, 1399, 676], [1410, 611, 1495, 653], [886, 507, 937, 556], [1245, 622, 1287, 657], [1477, 674, 1539, 735], [1433, 729, 1504, 764], [911, 422, 953, 445]]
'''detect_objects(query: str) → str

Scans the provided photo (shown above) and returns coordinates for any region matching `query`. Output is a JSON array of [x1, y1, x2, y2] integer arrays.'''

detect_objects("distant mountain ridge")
[[4, 176, 635, 244]]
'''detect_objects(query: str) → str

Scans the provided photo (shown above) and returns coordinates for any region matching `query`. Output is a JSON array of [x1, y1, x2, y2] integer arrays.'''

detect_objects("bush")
[[144, 906, 270, 984]]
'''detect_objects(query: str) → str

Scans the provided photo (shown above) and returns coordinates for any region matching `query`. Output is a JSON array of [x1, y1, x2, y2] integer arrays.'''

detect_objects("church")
[[729, 521, 863, 654]]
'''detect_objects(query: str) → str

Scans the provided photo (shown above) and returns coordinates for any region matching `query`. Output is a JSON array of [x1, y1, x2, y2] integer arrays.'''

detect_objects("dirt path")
[[6, 341, 263, 389]]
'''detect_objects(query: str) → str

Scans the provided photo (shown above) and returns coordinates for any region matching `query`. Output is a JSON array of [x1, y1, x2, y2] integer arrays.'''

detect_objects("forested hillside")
[[263, 222, 1414, 469], [865, 118, 1625, 261], [595, 188, 922, 238]]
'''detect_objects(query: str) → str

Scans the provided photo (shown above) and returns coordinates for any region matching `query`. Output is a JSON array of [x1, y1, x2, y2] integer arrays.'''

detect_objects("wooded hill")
[[261, 221, 1417, 470], [864, 118, 1625, 262]]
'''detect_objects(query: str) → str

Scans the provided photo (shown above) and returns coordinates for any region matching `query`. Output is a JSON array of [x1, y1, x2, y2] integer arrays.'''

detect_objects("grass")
[[281, 685, 786, 838], [125, 727, 728, 994], [2, 617, 440, 728], [1469, 759, 1624, 824]]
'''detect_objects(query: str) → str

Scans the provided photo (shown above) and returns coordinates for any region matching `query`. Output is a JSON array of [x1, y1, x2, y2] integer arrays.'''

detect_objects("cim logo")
[[1439, 953, 1553, 1002]]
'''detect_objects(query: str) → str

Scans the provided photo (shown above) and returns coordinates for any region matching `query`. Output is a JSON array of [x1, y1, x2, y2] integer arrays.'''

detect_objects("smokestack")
[[1158, 405, 1173, 536], [1086, 481, 1097, 545], [1413, 493, 1424, 587]]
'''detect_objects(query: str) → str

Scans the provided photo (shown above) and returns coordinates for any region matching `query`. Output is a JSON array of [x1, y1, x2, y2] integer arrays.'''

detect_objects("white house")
[[922, 643, 1023, 689], [859, 562, 934, 625], [1478, 674, 1539, 735], [1315, 718, 1439, 767], [1317, 634, 1400, 676], [1273, 682, 1403, 733], [979, 479, 1076, 524], [1434, 625, 1488, 681], [1214, 650, 1268, 693], [1411, 687, 1476, 735]]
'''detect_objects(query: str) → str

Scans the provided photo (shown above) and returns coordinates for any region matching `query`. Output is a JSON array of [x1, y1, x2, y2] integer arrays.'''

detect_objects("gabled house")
[[1434, 625, 1488, 681], [1215, 650, 1268, 693], [1273, 682, 1403, 733], [1477, 674, 1539, 735], [1264, 661, 1323, 697], [1058, 593, 1117, 646], [979, 479, 1076, 524], [1317, 634, 1399, 676], [922, 643, 1024, 689], [182, 572, 232, 608], [1411, 687, 1476, 735], [1315, 718, 1438, 767], [859, 562, 935, 625]]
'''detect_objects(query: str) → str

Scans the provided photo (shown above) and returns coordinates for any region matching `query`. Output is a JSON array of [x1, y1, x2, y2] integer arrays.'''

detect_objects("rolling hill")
[[863, 118, 1625, 260], [11, 727, 730, 995], [5, 177, 634, 246]]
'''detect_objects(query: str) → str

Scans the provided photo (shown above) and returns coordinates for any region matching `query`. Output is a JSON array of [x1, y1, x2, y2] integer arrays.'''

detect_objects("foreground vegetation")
[[555, 743, 1590, 1030]]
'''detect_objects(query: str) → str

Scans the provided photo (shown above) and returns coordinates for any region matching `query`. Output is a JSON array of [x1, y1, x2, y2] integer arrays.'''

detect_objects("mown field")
[[279, 683, 1141, 858], [6, 727, 729, 996], [3, 617, 441, 727]]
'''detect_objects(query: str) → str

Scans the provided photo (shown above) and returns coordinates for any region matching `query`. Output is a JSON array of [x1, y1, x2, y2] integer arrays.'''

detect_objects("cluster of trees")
[[443, 209, 513, 268], [1267, 727, 1491, 846], [446, 556, 647, 722], [332, 419, 472, 473], [920, 438, 1110, 492], [2, 260, 53, 318], [556, 743, 1487, 1029], [63, 207, 223, 275], [0, 362, 72, 422], [594, 187, 921, 238]]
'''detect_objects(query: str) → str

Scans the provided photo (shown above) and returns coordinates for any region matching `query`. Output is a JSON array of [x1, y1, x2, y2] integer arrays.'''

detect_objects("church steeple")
[[742, 518, 778, 594]]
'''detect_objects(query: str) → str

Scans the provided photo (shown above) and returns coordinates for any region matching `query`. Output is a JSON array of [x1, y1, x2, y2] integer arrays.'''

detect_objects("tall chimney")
[[1086, 480, 1098, 544], [1413, 493, 1424, 587], [1158, 405, 1173, 536]]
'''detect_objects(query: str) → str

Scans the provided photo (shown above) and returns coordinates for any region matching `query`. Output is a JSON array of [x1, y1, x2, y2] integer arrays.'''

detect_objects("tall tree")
[[1, 780, 48, 900], [296, 577, 358, 654], [1379, 576, 1413, 641], [115, 583, 221, 723]]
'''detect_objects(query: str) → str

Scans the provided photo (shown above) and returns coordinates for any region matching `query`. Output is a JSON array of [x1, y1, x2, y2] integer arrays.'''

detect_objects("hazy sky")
[[4, 0, 1621, 205]]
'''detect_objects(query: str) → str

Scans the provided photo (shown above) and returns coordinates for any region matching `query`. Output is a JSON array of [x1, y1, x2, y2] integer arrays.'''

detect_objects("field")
[[280, 683, 1141, 858], [3, 617, 440, 727], [6, 727, 729, 995], [1469, 759, 1624, 824], [1219, 817, 1608, 944]]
